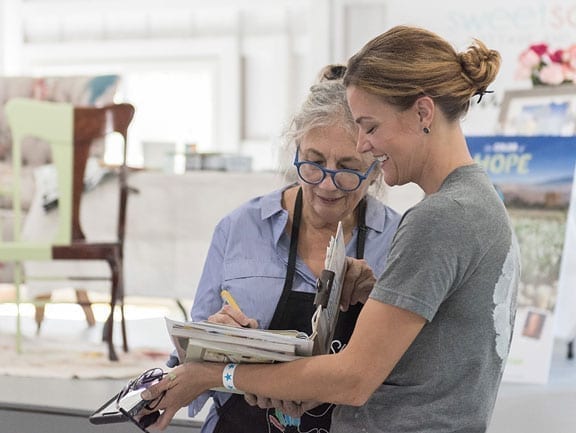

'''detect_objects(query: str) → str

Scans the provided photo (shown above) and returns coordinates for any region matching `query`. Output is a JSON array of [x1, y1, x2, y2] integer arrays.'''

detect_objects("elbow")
[[334, 369, 380, 407], [342, 384, 375, 407]]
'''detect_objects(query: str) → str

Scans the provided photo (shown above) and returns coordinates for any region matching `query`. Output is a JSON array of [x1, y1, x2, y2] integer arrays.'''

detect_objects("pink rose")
[[514, 64, 533, 80], [564, 45, 576, 69], [562, 65, 576, 83], [529, 43, 549, 56], [539, 63, 566, 85], [549, 49, 564, 63], [518, 48, 541, 69]]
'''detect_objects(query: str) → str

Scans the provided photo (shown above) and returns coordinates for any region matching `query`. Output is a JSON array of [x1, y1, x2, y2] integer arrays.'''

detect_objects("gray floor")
[[488, 340, 576, 433], [0, 298, 575, 432]]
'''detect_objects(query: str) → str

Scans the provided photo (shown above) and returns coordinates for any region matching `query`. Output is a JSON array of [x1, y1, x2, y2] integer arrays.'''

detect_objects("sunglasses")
[[116, 368, 167, 433]]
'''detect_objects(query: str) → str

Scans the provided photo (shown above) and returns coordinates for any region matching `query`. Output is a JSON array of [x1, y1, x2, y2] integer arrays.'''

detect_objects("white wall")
[[2, 0, 575, 165], [382, 0, 576, 135]]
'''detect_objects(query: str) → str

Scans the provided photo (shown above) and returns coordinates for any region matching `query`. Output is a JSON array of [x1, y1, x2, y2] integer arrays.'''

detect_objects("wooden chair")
[[0, 98, 135, 361]]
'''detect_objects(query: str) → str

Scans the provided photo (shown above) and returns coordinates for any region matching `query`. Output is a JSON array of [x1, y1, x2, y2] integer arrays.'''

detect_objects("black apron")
[[214, 188, 367, 433]]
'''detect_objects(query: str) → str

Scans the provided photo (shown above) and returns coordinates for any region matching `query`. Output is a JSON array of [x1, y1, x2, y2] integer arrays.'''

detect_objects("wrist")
[[190, 362, 229, 392], [222, 363, 238, 391]]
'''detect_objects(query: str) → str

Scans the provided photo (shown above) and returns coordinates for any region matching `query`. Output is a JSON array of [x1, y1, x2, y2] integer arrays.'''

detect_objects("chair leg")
[[102, 312, 118, 362], [103, 255, 124, 361], [75, 289, 96, 327], [568, 340, 574, 360], [34, 293, 52, 335], [118, 264, 128, 353], [176, 298, 188, 321], [120, 301, 128, 353]]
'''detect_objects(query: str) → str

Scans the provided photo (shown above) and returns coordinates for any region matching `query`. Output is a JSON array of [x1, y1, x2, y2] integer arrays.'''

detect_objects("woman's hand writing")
[[207, 304, 259, 328]]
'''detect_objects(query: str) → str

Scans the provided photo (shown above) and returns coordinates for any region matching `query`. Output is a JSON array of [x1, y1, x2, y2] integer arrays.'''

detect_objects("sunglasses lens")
[[134, 368, 164, 390]]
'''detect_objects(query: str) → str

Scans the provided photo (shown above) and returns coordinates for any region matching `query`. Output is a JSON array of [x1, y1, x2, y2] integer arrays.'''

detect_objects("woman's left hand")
[[140, 363, 207, 430]]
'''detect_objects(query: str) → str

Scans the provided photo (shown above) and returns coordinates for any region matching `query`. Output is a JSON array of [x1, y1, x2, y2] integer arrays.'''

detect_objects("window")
[[29, 61, 214, 170]]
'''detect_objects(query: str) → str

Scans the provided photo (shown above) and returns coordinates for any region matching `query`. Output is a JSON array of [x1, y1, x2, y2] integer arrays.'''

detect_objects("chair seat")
[[52, 241, 121, 260], [0, 242, 52, 261]]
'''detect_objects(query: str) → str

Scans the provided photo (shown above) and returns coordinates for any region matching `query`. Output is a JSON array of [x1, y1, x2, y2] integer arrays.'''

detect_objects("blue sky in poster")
[[467, 136, 576, 185]]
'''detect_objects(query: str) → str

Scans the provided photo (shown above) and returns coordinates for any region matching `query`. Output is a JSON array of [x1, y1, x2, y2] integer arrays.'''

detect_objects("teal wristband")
[[222, 363, 238, 391]]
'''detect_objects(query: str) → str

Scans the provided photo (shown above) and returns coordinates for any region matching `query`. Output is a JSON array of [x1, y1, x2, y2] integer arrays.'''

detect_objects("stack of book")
[[165, 221, 346, 372], [166, 318, 314, 364]]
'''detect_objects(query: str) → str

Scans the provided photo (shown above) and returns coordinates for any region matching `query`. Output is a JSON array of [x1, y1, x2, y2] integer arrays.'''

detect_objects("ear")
[[415, 96, 434, 127]]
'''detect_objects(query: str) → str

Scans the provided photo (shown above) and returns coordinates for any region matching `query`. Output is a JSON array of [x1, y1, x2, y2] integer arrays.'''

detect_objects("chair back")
[[71, 104, 135, 241], [5, 98, 74, 245]]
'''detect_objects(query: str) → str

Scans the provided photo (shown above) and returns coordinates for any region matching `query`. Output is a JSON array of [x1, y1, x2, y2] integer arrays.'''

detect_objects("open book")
[[165, 221, 347, 375]]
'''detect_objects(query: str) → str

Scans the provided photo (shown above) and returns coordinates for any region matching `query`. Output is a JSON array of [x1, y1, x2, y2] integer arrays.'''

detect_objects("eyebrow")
[[303, 148, 361, 164], [354, 116, 372, 125]]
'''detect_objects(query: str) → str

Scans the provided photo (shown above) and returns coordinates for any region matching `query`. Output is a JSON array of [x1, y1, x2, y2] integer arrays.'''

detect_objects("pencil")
[[221, 289, 242, 313]]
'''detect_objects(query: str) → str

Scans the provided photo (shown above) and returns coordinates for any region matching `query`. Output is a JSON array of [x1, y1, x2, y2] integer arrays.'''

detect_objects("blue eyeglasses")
[[293, 149, 378, 192]]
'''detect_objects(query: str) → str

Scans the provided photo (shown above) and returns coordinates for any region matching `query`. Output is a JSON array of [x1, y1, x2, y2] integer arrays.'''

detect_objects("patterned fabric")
[[0, 75, 120, 282], [0, 75, 120, 161]]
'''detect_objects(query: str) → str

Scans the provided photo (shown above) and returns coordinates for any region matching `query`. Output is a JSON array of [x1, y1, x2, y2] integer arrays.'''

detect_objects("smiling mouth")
[[318, 195, 343, 203], [375, 154, 389, 162]]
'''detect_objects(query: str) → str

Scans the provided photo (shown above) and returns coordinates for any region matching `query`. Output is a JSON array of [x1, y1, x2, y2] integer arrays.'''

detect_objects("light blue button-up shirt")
[[188, 186, 401, 433]]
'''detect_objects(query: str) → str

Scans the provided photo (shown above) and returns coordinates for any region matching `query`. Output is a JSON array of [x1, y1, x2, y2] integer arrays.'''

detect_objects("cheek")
[[299, 181, 314, 197], [348, 186, 370, 208], [370, 130, 390, 152]]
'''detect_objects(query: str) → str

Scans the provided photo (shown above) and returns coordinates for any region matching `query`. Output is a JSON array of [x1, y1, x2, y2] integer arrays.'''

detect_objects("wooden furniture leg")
[[75, 289, 96, 327], [34, 293, 52, 334]]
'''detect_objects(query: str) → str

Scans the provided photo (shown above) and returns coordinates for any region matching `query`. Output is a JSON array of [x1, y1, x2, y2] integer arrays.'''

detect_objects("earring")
[[423, 127, 430, 134]]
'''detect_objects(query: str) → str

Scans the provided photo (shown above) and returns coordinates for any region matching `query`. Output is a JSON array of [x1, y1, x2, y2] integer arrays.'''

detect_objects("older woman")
[[184, 65, 400, 433]]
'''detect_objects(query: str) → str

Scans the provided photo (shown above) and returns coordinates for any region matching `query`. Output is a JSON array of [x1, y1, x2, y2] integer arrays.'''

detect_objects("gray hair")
[[278, 76, 385, 196], [284, 79, 357, 149]]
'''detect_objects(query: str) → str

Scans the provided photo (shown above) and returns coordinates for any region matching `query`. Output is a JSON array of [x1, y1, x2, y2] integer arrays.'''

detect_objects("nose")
[[318, 172, 338, 191], [356, 132, 372, 154]]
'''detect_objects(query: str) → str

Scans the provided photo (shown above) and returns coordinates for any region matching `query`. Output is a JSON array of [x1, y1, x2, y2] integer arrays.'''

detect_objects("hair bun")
[[317, 64, 347, 82]]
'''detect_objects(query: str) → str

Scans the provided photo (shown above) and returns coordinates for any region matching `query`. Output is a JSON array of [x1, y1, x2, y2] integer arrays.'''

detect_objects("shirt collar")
[[363, 195, 388, 234], [260, 186, 291, 245]]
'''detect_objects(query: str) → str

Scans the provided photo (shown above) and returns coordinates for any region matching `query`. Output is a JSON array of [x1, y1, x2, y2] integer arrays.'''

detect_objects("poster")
[[467, 135, 576, 384]]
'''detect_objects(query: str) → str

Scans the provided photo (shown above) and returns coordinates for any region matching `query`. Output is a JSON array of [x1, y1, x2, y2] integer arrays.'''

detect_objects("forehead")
[[346, 85, 391, 120], [300, 125, 358, 156]]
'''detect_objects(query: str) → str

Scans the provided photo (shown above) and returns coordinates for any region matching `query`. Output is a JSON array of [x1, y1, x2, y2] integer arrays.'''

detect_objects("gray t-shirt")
[[332, 164, 520, 433]]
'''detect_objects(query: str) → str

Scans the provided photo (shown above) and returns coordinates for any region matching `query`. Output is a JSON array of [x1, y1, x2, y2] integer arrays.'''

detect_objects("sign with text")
[[467, 135, 576, 384]]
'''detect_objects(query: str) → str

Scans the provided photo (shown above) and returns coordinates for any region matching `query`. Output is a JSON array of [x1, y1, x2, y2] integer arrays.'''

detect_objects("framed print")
[[498, 86, 576, 136]]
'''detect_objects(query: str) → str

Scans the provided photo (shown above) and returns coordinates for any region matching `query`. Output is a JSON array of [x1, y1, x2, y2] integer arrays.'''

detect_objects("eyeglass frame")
[[116, 368, 167, 433], [293, 148, 378, 192]]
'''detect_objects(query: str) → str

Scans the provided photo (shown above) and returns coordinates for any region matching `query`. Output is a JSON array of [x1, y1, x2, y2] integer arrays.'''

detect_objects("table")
[[21, 170, 284, 300]]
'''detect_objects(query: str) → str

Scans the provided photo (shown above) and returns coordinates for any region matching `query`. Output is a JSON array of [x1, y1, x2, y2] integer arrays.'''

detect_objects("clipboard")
[[311, 221, 346, 355]]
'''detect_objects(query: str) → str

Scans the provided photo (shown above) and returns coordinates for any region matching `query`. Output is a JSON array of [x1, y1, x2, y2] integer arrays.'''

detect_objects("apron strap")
[[356, 197, 367, 259], [269, 187, 302, 328], [270, 191, 368, 329]]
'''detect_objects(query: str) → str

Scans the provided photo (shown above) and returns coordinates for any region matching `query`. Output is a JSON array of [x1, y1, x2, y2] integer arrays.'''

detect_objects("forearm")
[[215, 301, 426, 405], [195, 351, 370, 406], [146, 300, 426, 430]]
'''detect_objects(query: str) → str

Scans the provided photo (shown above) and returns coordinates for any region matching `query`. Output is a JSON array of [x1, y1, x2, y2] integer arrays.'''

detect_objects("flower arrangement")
[[516, 43, 576, 86]]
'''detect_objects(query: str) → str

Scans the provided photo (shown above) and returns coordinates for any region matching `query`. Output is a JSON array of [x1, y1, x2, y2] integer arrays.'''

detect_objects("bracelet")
[[222, 363, 238, 391]]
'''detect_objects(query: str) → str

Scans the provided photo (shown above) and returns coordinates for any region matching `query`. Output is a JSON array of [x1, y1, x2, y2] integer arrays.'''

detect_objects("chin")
[[383, 176, 398, 187], [315, 206, 346, 223]]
